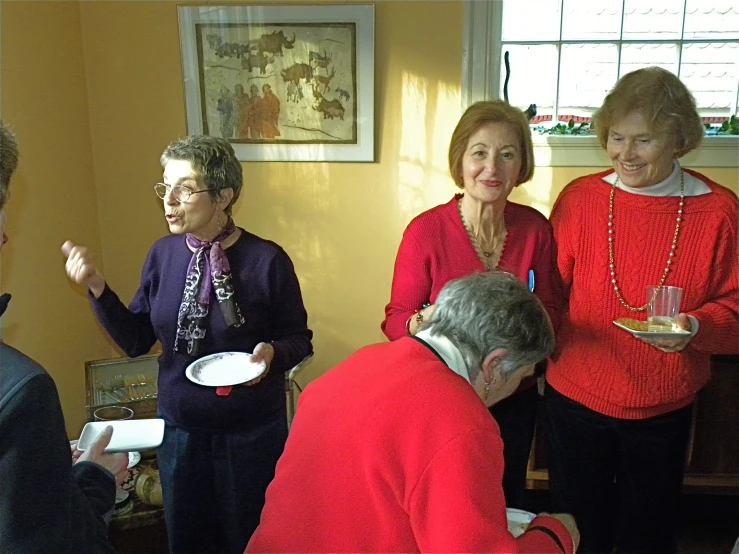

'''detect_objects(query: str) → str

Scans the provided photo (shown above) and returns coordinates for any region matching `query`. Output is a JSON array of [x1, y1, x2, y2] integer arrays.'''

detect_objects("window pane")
[[681, 43, 739, 119], [499, 44, 558, 124], [620, 43, 679, 77], [684, 0, 739, 40], [622, 0, 684, 40], [561, 0, 623, 41], [559, 43, 619, 120], [502, 0, 561, 41]]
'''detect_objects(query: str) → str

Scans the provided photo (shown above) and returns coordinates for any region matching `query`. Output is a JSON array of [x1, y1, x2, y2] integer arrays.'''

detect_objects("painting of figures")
[[179, 5, 374, 161]]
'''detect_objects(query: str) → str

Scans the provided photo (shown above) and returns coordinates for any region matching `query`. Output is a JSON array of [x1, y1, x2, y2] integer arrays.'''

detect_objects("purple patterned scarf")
[[174, 217, 244, 356]]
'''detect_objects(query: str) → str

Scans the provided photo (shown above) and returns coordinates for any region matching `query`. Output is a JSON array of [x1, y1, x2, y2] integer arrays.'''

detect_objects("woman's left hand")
[[638, 313, 693, 353], [243, 342, 274, 386]]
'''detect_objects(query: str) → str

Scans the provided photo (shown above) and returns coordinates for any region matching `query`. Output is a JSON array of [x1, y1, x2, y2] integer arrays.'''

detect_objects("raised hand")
[[61, 240, 106, 298]]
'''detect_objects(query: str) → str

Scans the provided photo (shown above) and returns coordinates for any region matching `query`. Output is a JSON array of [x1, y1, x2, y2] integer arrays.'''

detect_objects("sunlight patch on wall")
[[426, 81, 462, 204], [397, 72, 429, 220], [509, 166, 556, 218]]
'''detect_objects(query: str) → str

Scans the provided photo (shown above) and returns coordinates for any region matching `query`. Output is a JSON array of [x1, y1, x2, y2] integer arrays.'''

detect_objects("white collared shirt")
[[415, 329, 471, 383]]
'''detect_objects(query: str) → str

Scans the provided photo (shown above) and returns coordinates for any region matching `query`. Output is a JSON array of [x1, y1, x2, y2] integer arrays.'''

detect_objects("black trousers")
[[545, 384, 693, 554], [157, 416, 288, 554], [488, 384, 539, 510]]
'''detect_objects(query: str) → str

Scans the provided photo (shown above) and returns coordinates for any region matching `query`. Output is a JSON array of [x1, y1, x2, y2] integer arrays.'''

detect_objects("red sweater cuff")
[[524, 515, 575, 554]]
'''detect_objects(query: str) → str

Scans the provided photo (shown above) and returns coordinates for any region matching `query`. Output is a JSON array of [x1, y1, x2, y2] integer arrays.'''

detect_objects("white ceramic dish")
[[506, 508, 535, 538], [185, 352, 266, 387], [613, 320, 691, 339], [77, 419, 165, 453]]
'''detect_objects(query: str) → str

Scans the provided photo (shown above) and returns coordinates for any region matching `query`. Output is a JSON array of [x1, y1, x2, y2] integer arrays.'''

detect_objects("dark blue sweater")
[[91, 229, 312, 433]]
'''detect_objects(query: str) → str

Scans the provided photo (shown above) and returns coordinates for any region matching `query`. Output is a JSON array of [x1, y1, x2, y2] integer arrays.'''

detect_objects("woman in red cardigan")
[[382, 100, 560, 510], [249, 272, 578, 554], [547, 66, 739, 554]]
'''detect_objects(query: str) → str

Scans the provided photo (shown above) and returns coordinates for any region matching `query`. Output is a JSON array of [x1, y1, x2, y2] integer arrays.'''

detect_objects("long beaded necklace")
[[608, 171, 685, 311], [457, 198, 507, 271]]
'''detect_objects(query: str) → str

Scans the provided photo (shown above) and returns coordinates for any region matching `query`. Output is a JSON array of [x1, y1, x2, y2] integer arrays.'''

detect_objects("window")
[[462, 0, 739, 167], [501, 0, 739, 127]]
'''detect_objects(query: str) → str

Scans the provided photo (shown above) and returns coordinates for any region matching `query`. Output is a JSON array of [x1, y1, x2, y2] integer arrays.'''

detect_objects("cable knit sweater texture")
[[548, 169, 739, 419]]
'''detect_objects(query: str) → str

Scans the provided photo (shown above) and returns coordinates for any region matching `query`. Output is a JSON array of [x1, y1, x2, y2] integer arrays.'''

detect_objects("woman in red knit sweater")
[[382, 100, 560, 510], [547, 67, 739, 554]]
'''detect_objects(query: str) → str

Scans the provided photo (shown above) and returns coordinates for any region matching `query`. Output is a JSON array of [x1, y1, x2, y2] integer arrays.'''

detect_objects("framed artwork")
[[178, 4, 375, 162]]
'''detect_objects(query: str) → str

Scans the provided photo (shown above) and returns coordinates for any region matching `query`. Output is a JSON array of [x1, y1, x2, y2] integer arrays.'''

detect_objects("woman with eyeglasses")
[[62, 135, 312, 554]]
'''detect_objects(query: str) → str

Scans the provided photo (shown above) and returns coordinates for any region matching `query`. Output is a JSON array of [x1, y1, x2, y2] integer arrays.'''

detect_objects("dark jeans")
[[545, 384, 692, 554], [157, 416, 288, 554], [488, 384, 539, 509]]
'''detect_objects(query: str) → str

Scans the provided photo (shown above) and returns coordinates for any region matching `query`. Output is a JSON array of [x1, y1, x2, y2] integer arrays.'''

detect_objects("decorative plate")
[[185, 352, 266, 387], [506, 507, 536, 538], [128, 451, 141, 469]]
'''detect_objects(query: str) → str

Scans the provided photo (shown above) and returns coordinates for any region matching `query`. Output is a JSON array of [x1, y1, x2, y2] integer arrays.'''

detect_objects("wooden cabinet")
[[527, 355, 739, 494]]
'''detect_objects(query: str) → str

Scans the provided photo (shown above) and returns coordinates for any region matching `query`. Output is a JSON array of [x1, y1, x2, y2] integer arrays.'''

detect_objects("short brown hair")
[[0, 122, 19, 210], [448, 101, 535, 188], [160, 135, 243, 215], [593, 66, 704, 157]]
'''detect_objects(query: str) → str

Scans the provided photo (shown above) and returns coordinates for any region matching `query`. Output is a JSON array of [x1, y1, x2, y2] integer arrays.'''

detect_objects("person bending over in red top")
[[248, 272, 579, 554]]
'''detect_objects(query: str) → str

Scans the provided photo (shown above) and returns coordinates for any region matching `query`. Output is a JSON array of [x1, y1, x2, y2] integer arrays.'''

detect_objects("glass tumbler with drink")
[[646, 285, 683, 332]]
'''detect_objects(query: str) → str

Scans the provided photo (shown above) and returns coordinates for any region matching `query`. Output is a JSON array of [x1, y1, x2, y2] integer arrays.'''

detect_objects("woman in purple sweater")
[[62, 135, 313, 554]]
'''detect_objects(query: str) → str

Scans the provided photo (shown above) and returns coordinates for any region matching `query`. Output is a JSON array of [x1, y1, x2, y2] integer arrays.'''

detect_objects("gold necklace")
[[608, 172, 684, 311], [457, 198, 507, 271]]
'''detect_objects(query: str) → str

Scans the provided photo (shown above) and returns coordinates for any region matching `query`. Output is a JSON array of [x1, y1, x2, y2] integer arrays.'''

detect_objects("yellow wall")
[[0, 2, 113, 433], [1, 1, 737, 435]]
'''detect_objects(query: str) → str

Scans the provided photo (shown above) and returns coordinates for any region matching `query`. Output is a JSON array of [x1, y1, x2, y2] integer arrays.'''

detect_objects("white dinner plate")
[[77, 419, 165, 453], [506, 507, 536, 538], [613, 320, 691, 339], [185, 352, 266, 387]]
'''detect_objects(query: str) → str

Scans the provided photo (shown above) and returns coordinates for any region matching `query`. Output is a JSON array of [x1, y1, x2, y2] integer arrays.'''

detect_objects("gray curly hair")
[[421, 271, 554, 382]]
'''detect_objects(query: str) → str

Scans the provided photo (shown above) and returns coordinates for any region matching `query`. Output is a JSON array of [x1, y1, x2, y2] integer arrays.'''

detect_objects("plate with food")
[[506, 507, 535, 538], [613, 318, 691, 339], [185, 352, 266, 387]]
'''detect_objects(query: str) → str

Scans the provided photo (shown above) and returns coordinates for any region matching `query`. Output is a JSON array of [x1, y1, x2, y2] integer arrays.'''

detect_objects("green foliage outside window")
[[534, 116, 739, 136]]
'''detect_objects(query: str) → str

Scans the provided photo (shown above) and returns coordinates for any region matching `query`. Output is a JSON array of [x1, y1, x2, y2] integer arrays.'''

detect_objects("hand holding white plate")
[[613, 320, 691, 339], [77, 419, 165, 453], [185, 352, 267, 387]]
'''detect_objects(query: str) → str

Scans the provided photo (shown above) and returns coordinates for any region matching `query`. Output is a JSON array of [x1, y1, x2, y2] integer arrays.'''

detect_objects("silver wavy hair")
[[421, 271, 555, 381]]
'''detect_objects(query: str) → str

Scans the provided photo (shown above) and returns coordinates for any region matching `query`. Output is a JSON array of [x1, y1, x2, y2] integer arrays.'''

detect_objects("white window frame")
[[461, 0, 739, 168]]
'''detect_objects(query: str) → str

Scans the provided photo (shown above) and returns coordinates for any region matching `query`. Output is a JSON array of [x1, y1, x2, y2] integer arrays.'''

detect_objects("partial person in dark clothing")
[[62, 134, 313, 554], [0, 121, 128, 554]]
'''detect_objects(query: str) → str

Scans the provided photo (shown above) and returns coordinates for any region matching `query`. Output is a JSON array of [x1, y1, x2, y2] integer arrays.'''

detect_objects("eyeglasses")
[[154, 183, 216, 202]]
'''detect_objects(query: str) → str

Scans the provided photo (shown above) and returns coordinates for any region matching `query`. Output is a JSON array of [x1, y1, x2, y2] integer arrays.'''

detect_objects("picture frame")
[[178, 4, 375, 162]]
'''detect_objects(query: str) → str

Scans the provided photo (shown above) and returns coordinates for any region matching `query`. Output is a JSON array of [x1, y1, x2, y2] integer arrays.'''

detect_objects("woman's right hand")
[[62, 240, 106, 298], [406, 303, 436, 336]]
